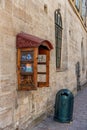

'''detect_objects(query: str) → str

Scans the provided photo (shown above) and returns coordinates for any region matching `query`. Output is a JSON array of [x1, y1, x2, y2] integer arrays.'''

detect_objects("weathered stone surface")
[[0, 0, 86, 130], [5, 0, 12, 14], [0, 108, 12, 129]]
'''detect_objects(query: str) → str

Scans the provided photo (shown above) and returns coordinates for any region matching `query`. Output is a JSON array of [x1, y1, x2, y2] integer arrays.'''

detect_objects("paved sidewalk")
[[31, 87, 87, 130]]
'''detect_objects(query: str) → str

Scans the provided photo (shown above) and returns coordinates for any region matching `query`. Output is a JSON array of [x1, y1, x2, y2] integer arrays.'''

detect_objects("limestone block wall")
[[0, 0, 86, 130], [66, 0, 87, 90]]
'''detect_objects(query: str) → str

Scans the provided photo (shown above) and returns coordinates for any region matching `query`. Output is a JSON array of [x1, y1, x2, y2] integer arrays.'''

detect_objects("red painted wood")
[[16, 32, 53, 50]]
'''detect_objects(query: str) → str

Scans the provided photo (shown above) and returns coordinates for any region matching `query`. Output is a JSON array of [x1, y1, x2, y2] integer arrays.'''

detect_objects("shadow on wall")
[[75, 61, 81, 91]]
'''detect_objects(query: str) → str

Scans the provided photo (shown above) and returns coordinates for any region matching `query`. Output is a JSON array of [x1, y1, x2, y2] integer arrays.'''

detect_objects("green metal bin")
[[54, 89, 74, 123]]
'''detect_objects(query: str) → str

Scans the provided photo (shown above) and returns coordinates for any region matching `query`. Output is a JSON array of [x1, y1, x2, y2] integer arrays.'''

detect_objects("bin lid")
[[56, 89, 74, 98]]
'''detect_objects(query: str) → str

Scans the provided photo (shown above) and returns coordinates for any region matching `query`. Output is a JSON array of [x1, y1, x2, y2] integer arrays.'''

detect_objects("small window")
[[75, 0, 80, 11], [55, 9, 62, 69], [81, 0, 86, 19]]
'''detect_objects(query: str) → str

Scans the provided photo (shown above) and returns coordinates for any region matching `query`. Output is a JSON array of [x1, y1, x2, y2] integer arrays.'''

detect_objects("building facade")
[[0, 0, 87, 130]]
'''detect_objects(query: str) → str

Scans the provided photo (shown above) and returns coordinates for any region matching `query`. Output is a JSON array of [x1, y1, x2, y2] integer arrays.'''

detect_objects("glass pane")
[[56, 58, 61, 68], [75, 0, 80, 9], [58, 39, 62, 48], [59, 19, 62, 27], [38, 64, 46, 72], [58, 49, 61, 58], [55, 26, 58, 37], [58, 13, 60, 25], [20, 63, 33, 73], [20, 75, 34, 87], [55, 11, 58, 23], [55, 25, 62, 38], [56, 46, 58, 57], [38, 55, 46, 63], [56, 48, 61, 58], [58, 29, 62, 36], [38, 74, 46, 82], [82, 1, 86, 17], [55, 10, 62, 27], [21, 51, 33, 61]]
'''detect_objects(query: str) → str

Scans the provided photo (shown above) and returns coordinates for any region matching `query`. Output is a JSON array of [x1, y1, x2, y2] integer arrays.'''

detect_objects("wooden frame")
[[17, 48, 38, 91], [17, 47, 50, 90], [16, 32, 53, 91], [38, 48, 50, 87]]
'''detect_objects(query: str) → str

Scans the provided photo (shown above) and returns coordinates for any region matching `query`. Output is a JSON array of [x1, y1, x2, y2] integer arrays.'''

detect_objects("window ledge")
[[68, 0, 87, 32]]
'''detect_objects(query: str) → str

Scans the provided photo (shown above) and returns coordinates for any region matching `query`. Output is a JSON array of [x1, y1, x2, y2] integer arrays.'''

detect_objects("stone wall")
[[67, 1, 87, 90], [0, 0, 87, 130]]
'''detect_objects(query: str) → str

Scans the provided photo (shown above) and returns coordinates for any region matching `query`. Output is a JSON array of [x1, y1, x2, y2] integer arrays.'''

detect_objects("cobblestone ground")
[[30, 87, 87, 130]]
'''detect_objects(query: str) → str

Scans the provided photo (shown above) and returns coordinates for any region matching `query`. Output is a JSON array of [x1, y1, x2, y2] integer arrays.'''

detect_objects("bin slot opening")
[[61, 92, 68, 96]]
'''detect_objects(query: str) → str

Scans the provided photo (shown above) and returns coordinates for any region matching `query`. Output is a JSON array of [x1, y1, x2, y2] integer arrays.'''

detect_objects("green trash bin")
[[54, 89, 74, 123]]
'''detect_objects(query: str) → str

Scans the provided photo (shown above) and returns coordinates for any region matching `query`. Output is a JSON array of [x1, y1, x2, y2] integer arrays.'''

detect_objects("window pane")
[[20, 75, 34, 87], [59, 19, 62, 27], [55, 26, 58, 37], [55, 11, 58, 23], [58, 39, 62, 48], [58, 14, 60, 25], [58, 48, 61, 58], [56, 58, 61, 68], [38, 74, 46, 82], [55, 11, 62, 27], [56, 47, 58, 58], [21, 63, 33, 73], [75, 0, 80, 9], [38, 55, 46, 63], [58, 28, 62, 37], [82, 1, 86, 18], [38, 65, 46, 72], [56, 48, 61, 58], [21, 51, 33, 61]]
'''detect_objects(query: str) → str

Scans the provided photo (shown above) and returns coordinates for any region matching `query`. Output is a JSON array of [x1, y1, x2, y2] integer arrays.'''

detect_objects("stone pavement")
[[31, 87, 87, 130]]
